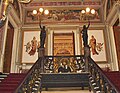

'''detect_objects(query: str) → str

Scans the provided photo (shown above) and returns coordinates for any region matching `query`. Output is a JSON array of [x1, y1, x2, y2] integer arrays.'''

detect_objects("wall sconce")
[[81, 7, 96, 20], [32, 8, 49, 22]]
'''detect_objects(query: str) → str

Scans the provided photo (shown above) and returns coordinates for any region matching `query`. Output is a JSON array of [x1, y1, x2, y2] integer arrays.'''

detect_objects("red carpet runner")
[[0, 73, 26, 93], [105, 71, 120, 92]]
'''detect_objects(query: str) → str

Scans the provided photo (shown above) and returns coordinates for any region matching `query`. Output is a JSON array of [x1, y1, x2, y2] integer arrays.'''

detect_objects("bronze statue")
[[39, 22, 46, 48], [81, 21, 90, 47]]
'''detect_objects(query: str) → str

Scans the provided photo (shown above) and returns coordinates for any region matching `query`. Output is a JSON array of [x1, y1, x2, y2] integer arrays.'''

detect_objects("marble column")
[[73, 27, 81, 55], [47, 30, 53, 56]]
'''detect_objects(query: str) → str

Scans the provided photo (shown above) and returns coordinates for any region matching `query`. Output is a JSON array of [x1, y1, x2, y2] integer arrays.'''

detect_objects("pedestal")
[[84, 46, 90, 72], [38, 48, 45, 73], [38, 48, 45, 57]]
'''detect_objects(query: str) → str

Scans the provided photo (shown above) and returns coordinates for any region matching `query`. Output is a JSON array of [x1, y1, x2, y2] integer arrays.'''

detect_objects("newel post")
[[84, 45, 90, 72], [38, 48, 45, 73]]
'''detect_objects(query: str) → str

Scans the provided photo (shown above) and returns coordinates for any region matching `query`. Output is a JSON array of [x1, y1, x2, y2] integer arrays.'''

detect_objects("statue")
[[39, 22, 46, 48], [81, 21, 90, 47]]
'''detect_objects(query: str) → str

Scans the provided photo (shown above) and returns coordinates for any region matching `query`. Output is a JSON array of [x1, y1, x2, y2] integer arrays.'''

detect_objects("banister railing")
[[43, 55, 86, 73], [88, 57, 119, 93], [14, 57, 43, 93]]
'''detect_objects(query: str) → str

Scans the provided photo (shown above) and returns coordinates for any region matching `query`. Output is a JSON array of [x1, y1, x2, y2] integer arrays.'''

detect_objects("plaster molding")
[[8, 4, 22, 28], [106, 1, 120, 26]]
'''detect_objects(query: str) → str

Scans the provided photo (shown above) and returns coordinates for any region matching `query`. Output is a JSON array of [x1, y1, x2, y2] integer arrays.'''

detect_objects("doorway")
[[113, 26, 120, 70], [3, 22, 14, 73]]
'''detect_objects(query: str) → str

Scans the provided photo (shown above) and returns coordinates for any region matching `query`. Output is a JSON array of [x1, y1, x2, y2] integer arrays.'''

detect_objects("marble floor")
[[42, 88, 93, 93], [42, 90, 92, 93]]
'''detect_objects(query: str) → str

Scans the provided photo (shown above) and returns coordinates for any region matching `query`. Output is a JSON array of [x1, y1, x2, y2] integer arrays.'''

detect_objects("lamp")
[[81, 7, 96, 20], [32, 8, 49, 22]]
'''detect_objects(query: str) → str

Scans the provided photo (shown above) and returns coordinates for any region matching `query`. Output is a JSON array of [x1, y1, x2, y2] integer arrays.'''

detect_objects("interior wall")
[[105, 2, 120, 71]]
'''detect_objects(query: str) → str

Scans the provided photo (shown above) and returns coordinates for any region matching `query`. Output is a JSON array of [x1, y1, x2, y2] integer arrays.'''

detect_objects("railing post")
[[84, 46, 90, 72], [38, 48, 45, 73], [38, 48, 45, 57]]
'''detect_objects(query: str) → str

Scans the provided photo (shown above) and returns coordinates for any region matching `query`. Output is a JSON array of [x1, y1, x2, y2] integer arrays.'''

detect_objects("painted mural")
[[22, 31, 40, 63], [88, 30, 107, 62], [25, 9, 100, 24]]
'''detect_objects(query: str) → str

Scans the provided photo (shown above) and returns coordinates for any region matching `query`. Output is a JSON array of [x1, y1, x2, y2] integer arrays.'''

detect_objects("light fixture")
[[32, 8, 49, 22], [91, 9, 95, 14], [32, 10, 37, 15], [81, 10, 85, 14], [81, 7, 95, 14], [32, 8, 49, 15], [44, 10, 49, 15], [39, 8, 44, 13], [86, 7, 90, 13], [81, 7, 96, 20]]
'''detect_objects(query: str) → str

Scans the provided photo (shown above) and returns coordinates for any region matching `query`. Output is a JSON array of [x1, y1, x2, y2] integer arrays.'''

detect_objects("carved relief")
[[53, 33, 74, 56]]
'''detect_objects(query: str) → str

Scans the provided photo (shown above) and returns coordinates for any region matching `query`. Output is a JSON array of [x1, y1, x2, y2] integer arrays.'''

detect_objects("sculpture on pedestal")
[[81, 21, 90, 47], [39, 22, 46, 48]]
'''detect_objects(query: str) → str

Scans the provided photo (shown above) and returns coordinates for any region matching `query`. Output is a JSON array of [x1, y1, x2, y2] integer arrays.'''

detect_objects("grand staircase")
[[0, 56, 120, 93], [0, 73, 26, 93]]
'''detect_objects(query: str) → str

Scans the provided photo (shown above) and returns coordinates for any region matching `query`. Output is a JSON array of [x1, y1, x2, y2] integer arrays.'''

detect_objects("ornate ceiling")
[[22, 0, 105, 9], [19, 0, 105, 25]]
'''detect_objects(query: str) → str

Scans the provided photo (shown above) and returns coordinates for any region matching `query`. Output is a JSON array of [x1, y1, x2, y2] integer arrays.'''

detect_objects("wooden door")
[[3, 23, 14, 73], [113, 26, 120, 70]]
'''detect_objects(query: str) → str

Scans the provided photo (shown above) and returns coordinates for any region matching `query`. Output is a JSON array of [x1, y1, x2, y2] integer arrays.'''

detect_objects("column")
[[74, 27, 81, 55], [108, 25, 119, 71], [0, 17, 8, 72], [47, 30, 53, 56], [76, 27, 81, 55], [10, 27, 21, 73]]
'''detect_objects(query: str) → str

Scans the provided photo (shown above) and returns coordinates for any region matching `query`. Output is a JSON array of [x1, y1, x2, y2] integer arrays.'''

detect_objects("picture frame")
[[88, 30, 107, 62], [22, 31, 40, 63]]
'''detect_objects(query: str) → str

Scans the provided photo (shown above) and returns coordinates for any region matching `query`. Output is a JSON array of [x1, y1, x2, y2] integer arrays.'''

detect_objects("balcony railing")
[[43, 55, 85, 73]]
